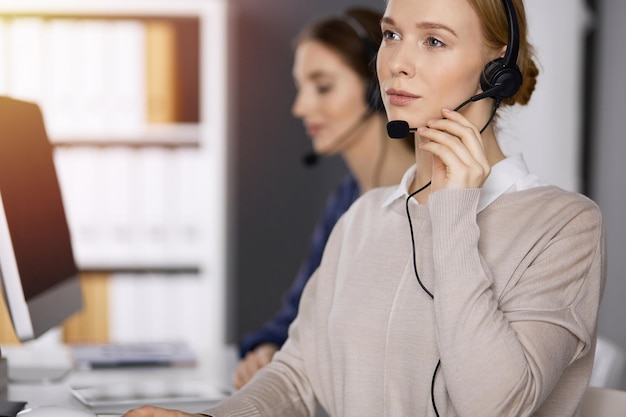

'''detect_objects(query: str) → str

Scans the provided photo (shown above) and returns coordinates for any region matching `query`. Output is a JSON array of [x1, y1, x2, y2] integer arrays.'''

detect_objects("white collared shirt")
[[382, 153, 547, 212]]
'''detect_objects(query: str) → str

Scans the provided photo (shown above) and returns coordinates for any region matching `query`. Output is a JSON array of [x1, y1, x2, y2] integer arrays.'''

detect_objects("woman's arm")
[[429, 189, 605, 416]]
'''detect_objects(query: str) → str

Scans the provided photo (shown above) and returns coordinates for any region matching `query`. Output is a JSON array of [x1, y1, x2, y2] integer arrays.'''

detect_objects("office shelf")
[[0, 0, 229, 350]]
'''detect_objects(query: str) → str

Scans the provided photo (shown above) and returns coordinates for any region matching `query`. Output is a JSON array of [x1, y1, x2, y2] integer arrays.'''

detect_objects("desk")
[[1, 345, 238, 416]]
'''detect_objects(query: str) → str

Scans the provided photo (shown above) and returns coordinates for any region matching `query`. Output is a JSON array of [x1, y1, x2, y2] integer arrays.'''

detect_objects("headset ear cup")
[[480, 58, 503, 94], [480, 57, 523, 100]]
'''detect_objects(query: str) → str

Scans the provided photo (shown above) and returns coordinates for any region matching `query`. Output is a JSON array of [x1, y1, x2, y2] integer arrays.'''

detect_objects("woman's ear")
[[497, 45, 507, 60]]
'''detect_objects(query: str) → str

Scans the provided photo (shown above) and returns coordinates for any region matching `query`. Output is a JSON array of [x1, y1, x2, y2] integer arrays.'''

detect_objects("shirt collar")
[[382, 164, 417, 208], [382, 153, 533, 212]]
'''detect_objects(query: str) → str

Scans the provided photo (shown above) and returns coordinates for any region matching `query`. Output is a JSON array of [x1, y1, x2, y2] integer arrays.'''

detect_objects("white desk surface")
[[2, 344, 238, 416]]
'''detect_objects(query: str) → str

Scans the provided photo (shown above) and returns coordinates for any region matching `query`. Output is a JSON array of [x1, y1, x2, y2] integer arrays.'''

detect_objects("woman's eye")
[[426, 37, 445, 48], [317, 84, 332, 94], [382, 30, 400, 41]]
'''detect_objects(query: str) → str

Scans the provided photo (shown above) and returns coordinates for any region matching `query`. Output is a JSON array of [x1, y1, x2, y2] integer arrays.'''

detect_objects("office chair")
[[580, 336, 626, 417], [590, 336, 626, 388], [580, 386, 626, 417]]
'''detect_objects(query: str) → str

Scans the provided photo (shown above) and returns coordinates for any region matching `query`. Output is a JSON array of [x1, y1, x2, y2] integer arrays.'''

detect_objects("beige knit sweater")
[[205, 185, 606, 417]]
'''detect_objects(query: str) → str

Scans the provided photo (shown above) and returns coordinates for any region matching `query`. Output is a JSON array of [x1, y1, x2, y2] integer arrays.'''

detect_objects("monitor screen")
[[0, 96, 82, 342]]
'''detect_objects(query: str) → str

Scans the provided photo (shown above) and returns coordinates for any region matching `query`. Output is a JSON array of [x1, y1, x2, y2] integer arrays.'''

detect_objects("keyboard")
[[70, 341, 197, 369]]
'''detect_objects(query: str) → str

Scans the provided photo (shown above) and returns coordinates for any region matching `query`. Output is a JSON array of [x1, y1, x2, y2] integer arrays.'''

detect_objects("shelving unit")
[[0, 0, 229, 350]]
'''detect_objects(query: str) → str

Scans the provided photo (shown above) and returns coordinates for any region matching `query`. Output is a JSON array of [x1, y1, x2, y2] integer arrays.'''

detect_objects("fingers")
[[233, 356, 256, 389], [122, 405, 201, 417], [254, 344, 279, 364], [417, 108, 491, 189], [232, 344, 278, 389]]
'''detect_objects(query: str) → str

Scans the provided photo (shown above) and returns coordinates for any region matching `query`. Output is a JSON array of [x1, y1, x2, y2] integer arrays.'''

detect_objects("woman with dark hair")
[[233, 6, 415, 389]]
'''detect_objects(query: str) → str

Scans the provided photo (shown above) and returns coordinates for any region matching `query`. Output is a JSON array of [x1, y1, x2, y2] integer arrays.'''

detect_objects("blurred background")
[[0, 0, 624, 389]]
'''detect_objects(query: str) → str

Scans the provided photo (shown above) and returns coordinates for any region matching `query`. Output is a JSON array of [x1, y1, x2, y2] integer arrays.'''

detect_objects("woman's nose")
[[291, 90, 309, 119], [386, 43, 415, 78]]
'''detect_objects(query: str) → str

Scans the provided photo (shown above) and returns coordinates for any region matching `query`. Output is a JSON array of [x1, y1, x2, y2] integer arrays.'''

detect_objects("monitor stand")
[[0, 357, 7, 390], [1, 340, 74, 384], [8, 364, 71, 384]]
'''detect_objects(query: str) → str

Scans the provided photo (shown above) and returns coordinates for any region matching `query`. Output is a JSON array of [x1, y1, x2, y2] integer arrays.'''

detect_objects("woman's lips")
[[386, 88, 420, 106], [305, 123, 322, 137]]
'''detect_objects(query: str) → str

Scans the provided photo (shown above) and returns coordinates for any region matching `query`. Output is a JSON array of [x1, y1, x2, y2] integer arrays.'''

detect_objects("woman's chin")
[[312, 140, 339, 157], [385, 110, 418, 126]]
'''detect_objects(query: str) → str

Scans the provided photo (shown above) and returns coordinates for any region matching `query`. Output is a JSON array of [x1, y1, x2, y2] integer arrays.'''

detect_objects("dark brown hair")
[[293, 7, 383, 107]]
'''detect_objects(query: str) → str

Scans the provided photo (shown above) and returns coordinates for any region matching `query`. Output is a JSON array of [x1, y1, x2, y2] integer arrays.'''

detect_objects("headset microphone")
[[386, 97, 475, 139], [386, 94, 489, 139], [302, 151, 320, 167], [387, 120, 413, 139]]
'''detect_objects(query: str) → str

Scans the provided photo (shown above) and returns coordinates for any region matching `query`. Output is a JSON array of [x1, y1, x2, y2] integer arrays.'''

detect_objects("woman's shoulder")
[[489, 185, 603, 226], [334, 185, 403, 229], [502, 185, 599, 209], [350, 185, 398, 210], [325, 185, 404, 245]]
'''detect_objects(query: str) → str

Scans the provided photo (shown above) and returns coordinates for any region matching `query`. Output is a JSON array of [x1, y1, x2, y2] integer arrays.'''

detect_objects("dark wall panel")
[[227, 0, 384, 343]]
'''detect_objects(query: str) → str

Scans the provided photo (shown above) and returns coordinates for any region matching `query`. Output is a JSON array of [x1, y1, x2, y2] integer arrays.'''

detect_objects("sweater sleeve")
[[428, 188, 605, 417]]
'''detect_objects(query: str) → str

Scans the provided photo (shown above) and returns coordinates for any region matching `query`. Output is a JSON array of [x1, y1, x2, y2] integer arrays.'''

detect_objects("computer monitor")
[[0, 96, 82, 343]]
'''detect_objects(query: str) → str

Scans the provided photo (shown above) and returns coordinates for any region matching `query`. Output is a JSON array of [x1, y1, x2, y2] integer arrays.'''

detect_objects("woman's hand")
[[122, 405, 209, 417], [233, 343, 279, 389], [417, 108, 491, 192]]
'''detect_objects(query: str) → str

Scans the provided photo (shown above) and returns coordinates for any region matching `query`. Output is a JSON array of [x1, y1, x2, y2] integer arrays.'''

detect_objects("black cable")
[[480, 99, 501, 134], [455, 98, 501, 134], [405, 99, 500, 417], [405, 180, 439, 417], [453, 97, 473, 113], [405, 180, 434, 297], [431, 360, 442, 416]]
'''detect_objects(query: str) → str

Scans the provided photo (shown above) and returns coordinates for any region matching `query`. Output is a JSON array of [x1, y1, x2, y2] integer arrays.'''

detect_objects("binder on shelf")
[[100, 147, 135, 264], [0, 19, 7, 95], [62, 273, 110, 344], [7, 18, 44, 102], [145, 20, 179, 124], [109, 274, 205, 347], [44, 18, 80, 136], [74, 19, 109, 133], [107, 20, 146, 136]]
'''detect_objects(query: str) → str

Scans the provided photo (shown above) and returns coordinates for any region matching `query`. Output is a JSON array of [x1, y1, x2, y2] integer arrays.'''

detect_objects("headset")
[[341, 13, 384, 114], [479, 0, 522, 102]]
